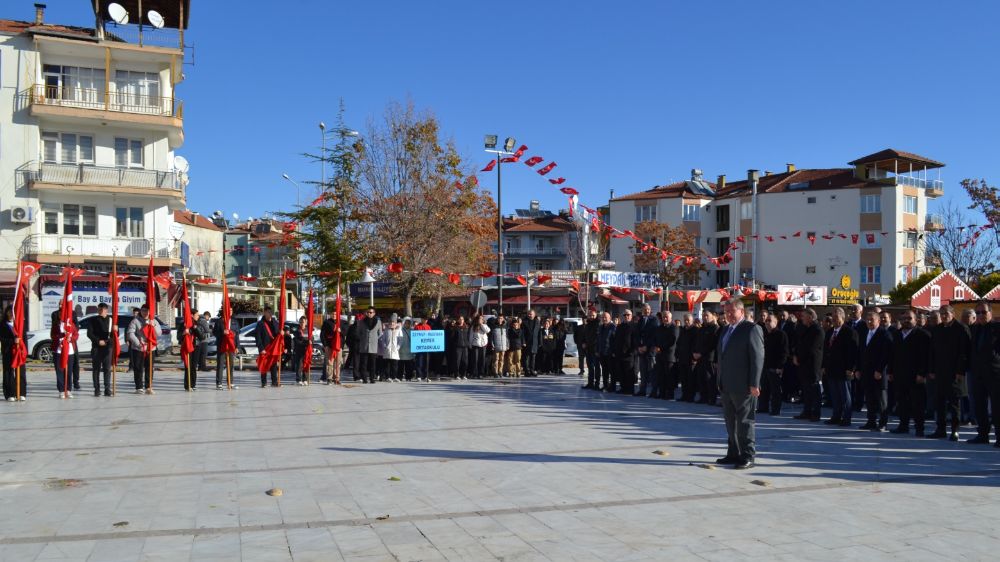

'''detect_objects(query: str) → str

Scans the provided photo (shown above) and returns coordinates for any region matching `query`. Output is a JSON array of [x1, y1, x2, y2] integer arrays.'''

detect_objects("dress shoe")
[[838, 420, 852, 427], [715, 456, 738, 465], [823, 418, 842, 425], [858, 422, 876, 430], [733, 459, 755, 470], [926, 430, 947, 439], [890, 426, 909, 434], [949, 432, 959, 442]]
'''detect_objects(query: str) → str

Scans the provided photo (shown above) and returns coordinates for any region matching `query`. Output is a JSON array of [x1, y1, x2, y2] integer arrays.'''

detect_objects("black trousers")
[[696, 360, 717, 404], [131, 349, 151, 390], [657, 358, 676, 399], [359, 352, 377, 383], [260, 365, 279, 386], [216, 352, 233, 386], [933, 375, 962, 431], [722, 391, 757, 461], [196, 342, 209, 371], [524, 351, 537, 375], [586, 351, 601, 387], [469, 347, 486, 378], [450, 348, 468, 378], [798, 375, 821, 418], [599, 355, 613, 389], [678, 361, 696, 401], [91, 348, 112, 394], [761, 368, 783, 414], [293, 351, 308, 382], [616, 356, 635, 392], [895, 380, 927, 432], [972, 373, 1000, 438], [863, 374, 888, 427], [2, 355, 26, 399], [183, 358, 198, 389], [72, 346, 80, 388]]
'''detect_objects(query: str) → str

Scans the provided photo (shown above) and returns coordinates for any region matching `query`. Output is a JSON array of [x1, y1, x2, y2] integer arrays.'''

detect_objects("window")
[[62, 204, 80, 235], [807, 197, 817, 204], [954, 286, 965, 300], [42, 132, 94, 164], [505, 260, 521, 272], [82, 206, 96, 235], [635, 205, 656, 223], [115, 69, 160, 108], [740, 201, 752, 220], [806, 266, 816, 274], [682, 204, 700, 222], [715, 270, 730, 287], [715, 205, 730, 231], [59, 204, 96, 236], [114, 138, 144, 168], [903, 195, 918, 214], [860, 265, 881, 284], [715, 237, 730, 257], [42, 64, 105, 103], [116, 207, 144, 237], [43, 203, 59, 234], [903, 231, 918, 249], [861, 194, 881, 213]]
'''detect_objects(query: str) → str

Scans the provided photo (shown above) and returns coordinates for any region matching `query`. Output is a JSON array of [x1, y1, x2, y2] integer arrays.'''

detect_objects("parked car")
[[26, 314, 172, 362], [205, 320, 321, 360]]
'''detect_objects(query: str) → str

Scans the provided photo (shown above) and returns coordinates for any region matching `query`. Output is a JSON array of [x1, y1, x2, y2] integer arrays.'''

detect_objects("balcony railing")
[[28, 85, 183, 119], [19, 234, 179, 260], [26, 162, 183, 193], [925, 214, 944, 228], [505, 247, 566, 256], [894, 175, 944, 193]]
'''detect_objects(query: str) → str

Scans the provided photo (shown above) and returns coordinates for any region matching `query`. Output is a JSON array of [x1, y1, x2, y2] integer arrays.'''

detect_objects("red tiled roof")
[[173, 211, 223, 232], [612, 181, 716, 202], [503, 216, 576, 233], [0, 19, 95, 39], [713, 168, 885, 199]]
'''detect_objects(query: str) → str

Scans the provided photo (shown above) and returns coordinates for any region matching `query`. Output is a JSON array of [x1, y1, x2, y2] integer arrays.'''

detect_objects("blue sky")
[[34, 0, 1000, 222]]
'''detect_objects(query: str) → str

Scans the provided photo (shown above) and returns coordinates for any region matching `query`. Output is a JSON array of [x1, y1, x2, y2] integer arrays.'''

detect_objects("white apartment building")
[[0, 2, 190, 328], [609, 149, 944, 301]]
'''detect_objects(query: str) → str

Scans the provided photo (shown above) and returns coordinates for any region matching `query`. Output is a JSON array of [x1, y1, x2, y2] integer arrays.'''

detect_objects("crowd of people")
[[2, 298, 999, 457]]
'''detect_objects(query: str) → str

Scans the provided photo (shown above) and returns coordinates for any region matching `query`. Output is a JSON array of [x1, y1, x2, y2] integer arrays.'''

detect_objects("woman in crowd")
[[508, 317, 524, 378], [540, 317, 557, 375], [380, 313, 403, 382], [491, 314, 509, 377], [291, 316, 311, 385], [400, 318, 414, 381], [1, 306, 27, 401], [447, 316, 469, 379], [468, 314, 490, 379], [51, 310, 77, 399]]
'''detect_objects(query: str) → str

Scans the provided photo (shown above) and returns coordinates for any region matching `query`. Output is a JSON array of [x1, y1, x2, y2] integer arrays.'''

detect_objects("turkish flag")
[[516, 275, 527, 286], [256, 272, 287, 376], [851, 234, 859, 244], [144, 257, 158, 349], [10, 261, 41, 371], [570, 279, 580, 292], [537, 162, 557, 176], [548, 177, 566, 185], [535, 275, 552, 285], [217, 277, 236, 354], [179, 280, 195, 367], [481, 159, 497, 172], [793, 231, 801, 237], [302, 290, 314, 374], [524, 156, 544, 167], [423, 267, 443, 275], [388, 262, 404, 274], [448, 273, 461, 285], [559, 187, 579, 195], [500, 156, 520, 163], [808, 234, 816, 245], [866, 233, 875, 244]]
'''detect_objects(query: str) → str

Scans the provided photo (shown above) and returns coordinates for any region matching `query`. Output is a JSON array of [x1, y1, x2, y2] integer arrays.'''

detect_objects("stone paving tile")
[[1, 370, 999, 561]]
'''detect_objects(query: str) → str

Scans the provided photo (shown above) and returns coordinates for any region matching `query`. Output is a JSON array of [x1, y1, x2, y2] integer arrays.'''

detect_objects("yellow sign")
[[830, 274, 860, 305]]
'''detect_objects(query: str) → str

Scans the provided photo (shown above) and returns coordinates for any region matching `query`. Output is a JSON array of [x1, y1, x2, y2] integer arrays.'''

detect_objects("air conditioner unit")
[[11, 206, 35, 225]]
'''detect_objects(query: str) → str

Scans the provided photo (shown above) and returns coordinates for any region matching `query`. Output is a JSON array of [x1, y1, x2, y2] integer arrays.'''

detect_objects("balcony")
[[19, 234, 179, 266], [505, 247, 567, 257], [25, 162, 185, 202], [893, 175, 944, 198], [26, 85, 184, 145], [925, 214, 944, 231]]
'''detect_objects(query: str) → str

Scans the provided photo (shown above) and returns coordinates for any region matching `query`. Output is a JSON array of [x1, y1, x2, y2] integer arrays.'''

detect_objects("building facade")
[[498, 200, 582, 275], [1, 2, 190, 328], [609, 149, 944, 300]]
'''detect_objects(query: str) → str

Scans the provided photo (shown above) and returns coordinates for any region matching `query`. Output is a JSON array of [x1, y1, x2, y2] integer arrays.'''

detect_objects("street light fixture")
[[281, 173, 300, 208], [485, 133, 516, 313], [359, 268, 376, 308]]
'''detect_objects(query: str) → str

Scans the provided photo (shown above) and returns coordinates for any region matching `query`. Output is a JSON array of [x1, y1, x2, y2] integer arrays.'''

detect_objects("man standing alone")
[[715, 299, 764, 470]]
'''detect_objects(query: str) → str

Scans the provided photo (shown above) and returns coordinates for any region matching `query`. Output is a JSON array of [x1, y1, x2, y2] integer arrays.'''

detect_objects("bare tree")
[[924, 202, 995, 278], [633, 221, 707, 288]]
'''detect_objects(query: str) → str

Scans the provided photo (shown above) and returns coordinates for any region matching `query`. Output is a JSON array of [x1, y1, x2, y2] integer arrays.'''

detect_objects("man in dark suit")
[[635, 304, 659, 396], [760, 314, 789, 415], [793, 309, 825, 421], [86, 302, 114, 397], [654, 311, 679, 399], [778, 310, 800, 403], [967, 303, 1000, 446], [888, 310, 931, 436], [612, 310, 637, 394], [521, 310, 542, 377], [848, 304, 867, 412], [715, 299, 765, 470], [823, 307, 859, 426], [928, 305, 970, 440], [855, 311, 891, 431], [254, 306, 281, 387], [676, 314, 697, 401], [694, 310, 721, 405]]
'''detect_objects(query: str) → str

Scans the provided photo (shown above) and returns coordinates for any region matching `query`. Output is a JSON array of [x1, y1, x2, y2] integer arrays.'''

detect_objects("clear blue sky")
[[32, 1, 1000, 222]]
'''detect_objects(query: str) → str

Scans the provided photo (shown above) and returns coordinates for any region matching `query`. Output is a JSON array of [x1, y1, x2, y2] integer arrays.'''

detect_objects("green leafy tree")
[[973, 272, 1000, 297]]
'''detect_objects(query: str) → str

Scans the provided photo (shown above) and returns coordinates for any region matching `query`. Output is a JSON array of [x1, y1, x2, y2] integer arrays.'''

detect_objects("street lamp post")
[[485, 135, 516, 314], [281, 173, 300, 208]]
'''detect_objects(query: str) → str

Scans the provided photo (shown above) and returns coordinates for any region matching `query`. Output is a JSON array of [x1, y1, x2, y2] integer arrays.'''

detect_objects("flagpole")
[[111, 255, 117, 397], [14, 260, 21, 402], [276, 275, 283, 388], [148, 256, 154, 395], [183, 269, 191, 391]]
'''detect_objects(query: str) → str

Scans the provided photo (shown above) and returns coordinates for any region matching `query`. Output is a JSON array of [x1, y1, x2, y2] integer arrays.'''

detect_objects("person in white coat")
[[469, 314, 491, 379], [491, 315, 510, 377], [400, 318, 415, 380], [380, 313, 404, 382]]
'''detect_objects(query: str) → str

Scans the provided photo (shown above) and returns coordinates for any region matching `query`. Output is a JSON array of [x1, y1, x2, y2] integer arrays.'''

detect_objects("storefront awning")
[[600, 294, 629, 305], [486, 295, 570, 305]]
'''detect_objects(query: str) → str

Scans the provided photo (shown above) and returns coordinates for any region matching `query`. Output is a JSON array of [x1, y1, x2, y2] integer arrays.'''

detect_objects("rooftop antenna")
[[147, 10, 165, 29], [108, 2, 129, 24]]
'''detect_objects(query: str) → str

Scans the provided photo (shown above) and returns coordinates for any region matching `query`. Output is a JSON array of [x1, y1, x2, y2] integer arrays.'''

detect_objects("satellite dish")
[[247, 216, 254, 222], [108, 3, 129, 24], [173, 155, 190, 173], [168, 223, 185, 240], [232, 213, 240, 221], [147, 10, 165, 29]]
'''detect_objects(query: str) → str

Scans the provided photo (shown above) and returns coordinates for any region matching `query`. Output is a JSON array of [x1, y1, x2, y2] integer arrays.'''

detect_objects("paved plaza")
[[1, 367, 999, 561]]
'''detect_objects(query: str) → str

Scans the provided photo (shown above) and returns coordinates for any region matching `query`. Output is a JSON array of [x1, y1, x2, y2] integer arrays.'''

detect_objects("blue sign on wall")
[[410, 330, 445, 353]]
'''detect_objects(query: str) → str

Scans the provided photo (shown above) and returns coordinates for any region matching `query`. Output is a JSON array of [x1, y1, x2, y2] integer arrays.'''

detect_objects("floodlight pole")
[[486, 139, 515, 314]]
